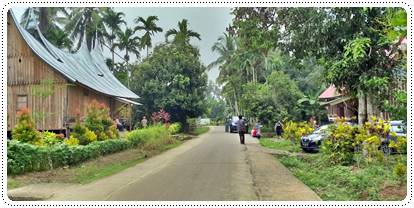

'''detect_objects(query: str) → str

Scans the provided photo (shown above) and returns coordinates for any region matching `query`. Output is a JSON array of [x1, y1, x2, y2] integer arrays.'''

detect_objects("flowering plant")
[[151, 109, 170, 124]]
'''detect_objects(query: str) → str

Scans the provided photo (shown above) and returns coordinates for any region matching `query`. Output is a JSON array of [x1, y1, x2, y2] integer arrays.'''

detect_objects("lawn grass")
[[7, 178, 21, 190], [74, 156, 147, 184], [259, 138, 302, 153], [72, 140, 183, 184], [191, 126, 210, 136], [277, 154, 407, 201]]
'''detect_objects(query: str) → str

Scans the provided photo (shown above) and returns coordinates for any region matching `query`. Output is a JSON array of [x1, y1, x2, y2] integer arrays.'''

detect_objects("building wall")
[[326, 100, 358, 121], [66, 85, 111, 121], [7, 14, 68, 131]]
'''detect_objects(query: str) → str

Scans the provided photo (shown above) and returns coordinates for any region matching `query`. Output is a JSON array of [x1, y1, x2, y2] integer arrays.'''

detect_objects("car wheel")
[[381, 143, 391, 155]]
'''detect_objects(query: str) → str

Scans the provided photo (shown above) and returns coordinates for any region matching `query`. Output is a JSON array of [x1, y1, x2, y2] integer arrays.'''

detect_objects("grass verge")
[[277, 154, 407, 200], [259, 138, 302, 153], [259, 137, 406, 200], [8, 139, 184, 189], [191, 126, 210, 136]]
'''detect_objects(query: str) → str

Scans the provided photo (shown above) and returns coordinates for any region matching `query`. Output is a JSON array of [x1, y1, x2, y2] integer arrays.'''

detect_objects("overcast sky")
[[12, 7, 234, 82]]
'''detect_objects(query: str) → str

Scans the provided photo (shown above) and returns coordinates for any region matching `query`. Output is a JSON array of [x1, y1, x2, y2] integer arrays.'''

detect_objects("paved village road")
[[106, 126, 258, 200], [9, 126, 321, 201]]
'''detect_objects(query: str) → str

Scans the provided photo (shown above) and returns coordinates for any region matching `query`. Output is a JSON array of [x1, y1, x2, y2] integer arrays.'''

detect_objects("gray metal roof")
[[10, 11, 139, 99], [116, 97, 142, 106]]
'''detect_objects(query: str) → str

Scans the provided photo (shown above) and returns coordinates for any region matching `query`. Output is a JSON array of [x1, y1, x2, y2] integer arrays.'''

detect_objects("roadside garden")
[[8, 102, 208, 189], [260, 118, 407, 201]]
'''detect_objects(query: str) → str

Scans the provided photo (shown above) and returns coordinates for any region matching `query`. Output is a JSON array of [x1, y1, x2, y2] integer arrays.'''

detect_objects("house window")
[[17, 95, 28, 110]]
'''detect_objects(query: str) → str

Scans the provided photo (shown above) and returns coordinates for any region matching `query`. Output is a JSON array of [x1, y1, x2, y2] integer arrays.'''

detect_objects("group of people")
[[235, 116, 284, 145], [114, 116, 149, 131]]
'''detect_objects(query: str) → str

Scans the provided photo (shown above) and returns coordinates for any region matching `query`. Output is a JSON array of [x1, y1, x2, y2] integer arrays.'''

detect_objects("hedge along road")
[[11, 126, 321, 201]]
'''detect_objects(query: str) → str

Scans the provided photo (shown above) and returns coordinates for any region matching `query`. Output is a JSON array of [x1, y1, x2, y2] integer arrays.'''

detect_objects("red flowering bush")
[[84, 100, 119, 140], [151, 109, 170, 124], [12, 107, 42, 145]]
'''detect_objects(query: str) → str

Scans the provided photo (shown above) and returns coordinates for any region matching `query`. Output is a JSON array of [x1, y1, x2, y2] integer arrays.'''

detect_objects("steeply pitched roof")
[[10, 11, 139, 99], [319, 85, 341, 99]]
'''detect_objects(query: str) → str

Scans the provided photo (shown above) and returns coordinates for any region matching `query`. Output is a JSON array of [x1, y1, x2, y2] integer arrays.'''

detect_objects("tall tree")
[[44, 27, 73, 49], [102, 8, 126, 68], [21, 7, 69, 32], [134, 16, 163, 57], [165, 19, 201, 44], [209, 33, 241, 114], [64, 7, 107, 51], [131, 43, 207, 126], [20, 7, 72, 50], [113, 27, 141, 62]]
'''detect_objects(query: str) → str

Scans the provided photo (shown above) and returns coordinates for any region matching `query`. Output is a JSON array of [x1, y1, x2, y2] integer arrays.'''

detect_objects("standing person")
[[237, 115, 247, 145], [141, 116, 148, 128], [311, 116, 318, 128], [255, 121, 262, 139], [275, 120, 283, 138], [115, 118, 124, 131], [225, 118, 230, 132]]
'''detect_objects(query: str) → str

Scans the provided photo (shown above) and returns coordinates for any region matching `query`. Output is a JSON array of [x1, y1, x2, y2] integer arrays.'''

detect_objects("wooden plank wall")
[[7, 14, 68, 131], [67, 85, 111, 121]]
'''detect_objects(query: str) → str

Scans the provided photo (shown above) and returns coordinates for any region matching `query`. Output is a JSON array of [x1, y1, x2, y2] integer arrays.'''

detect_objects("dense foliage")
[[282, 121, 314, 144], [8, 125, 171, 175], [11, 108, 42, 145], [131, 43, 208, 126], [84, 100, 119, 141], [168, 123, 182, 134], [210, 7, 407, 126]]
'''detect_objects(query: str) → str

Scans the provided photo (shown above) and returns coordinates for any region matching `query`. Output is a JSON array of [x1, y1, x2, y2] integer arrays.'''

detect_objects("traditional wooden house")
[[7, 11, 140, 134], [319, 85, 358, 122]]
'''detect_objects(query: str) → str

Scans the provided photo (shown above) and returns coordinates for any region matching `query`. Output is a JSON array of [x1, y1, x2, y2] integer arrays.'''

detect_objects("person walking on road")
[[237, 115, 247, 145], [275, 120, 283, 138]]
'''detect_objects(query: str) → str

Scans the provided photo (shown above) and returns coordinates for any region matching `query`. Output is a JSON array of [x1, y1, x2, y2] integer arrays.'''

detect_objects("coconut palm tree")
[[102, 8, 126, 66], [20, 7, 69, 32], [113, 27, 141, 88], [165, 19, 201, 44], [113, 27, 141, 62], [208, 32, 236, 70], [134, 16, 163, 57], [45, 27, 73, 49], [64, 7, 107, 51], [209, 33, 243, 115]]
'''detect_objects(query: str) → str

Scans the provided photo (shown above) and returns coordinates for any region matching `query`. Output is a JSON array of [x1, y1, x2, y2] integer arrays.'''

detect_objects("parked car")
[[229, 116, 249, 133], [380, 120, 406, 154], [300, 125, 331, 152]]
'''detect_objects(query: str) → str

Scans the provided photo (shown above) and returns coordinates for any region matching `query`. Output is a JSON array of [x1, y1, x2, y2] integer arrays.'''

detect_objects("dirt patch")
[[379, 184, 407, 200]]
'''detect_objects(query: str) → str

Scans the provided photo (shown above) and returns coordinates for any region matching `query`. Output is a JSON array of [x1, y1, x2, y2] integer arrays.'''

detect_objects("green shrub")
[[42, 131, 61, 146], [71, 121, 98, 145], [7, 139, 131, 175], [64, 135, 79, 146], [85, 129, 98, 143], [84, 100, 119, 141], [12, 108, 42, 145], [321, 120, 357, 165], [8, 125, 172, 175], [127, 125, 172, 150], [71, 121, 87, 145], [393, 160, 407, 183], [282, 121, 314, 143], [168, 123, 182, 134]]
